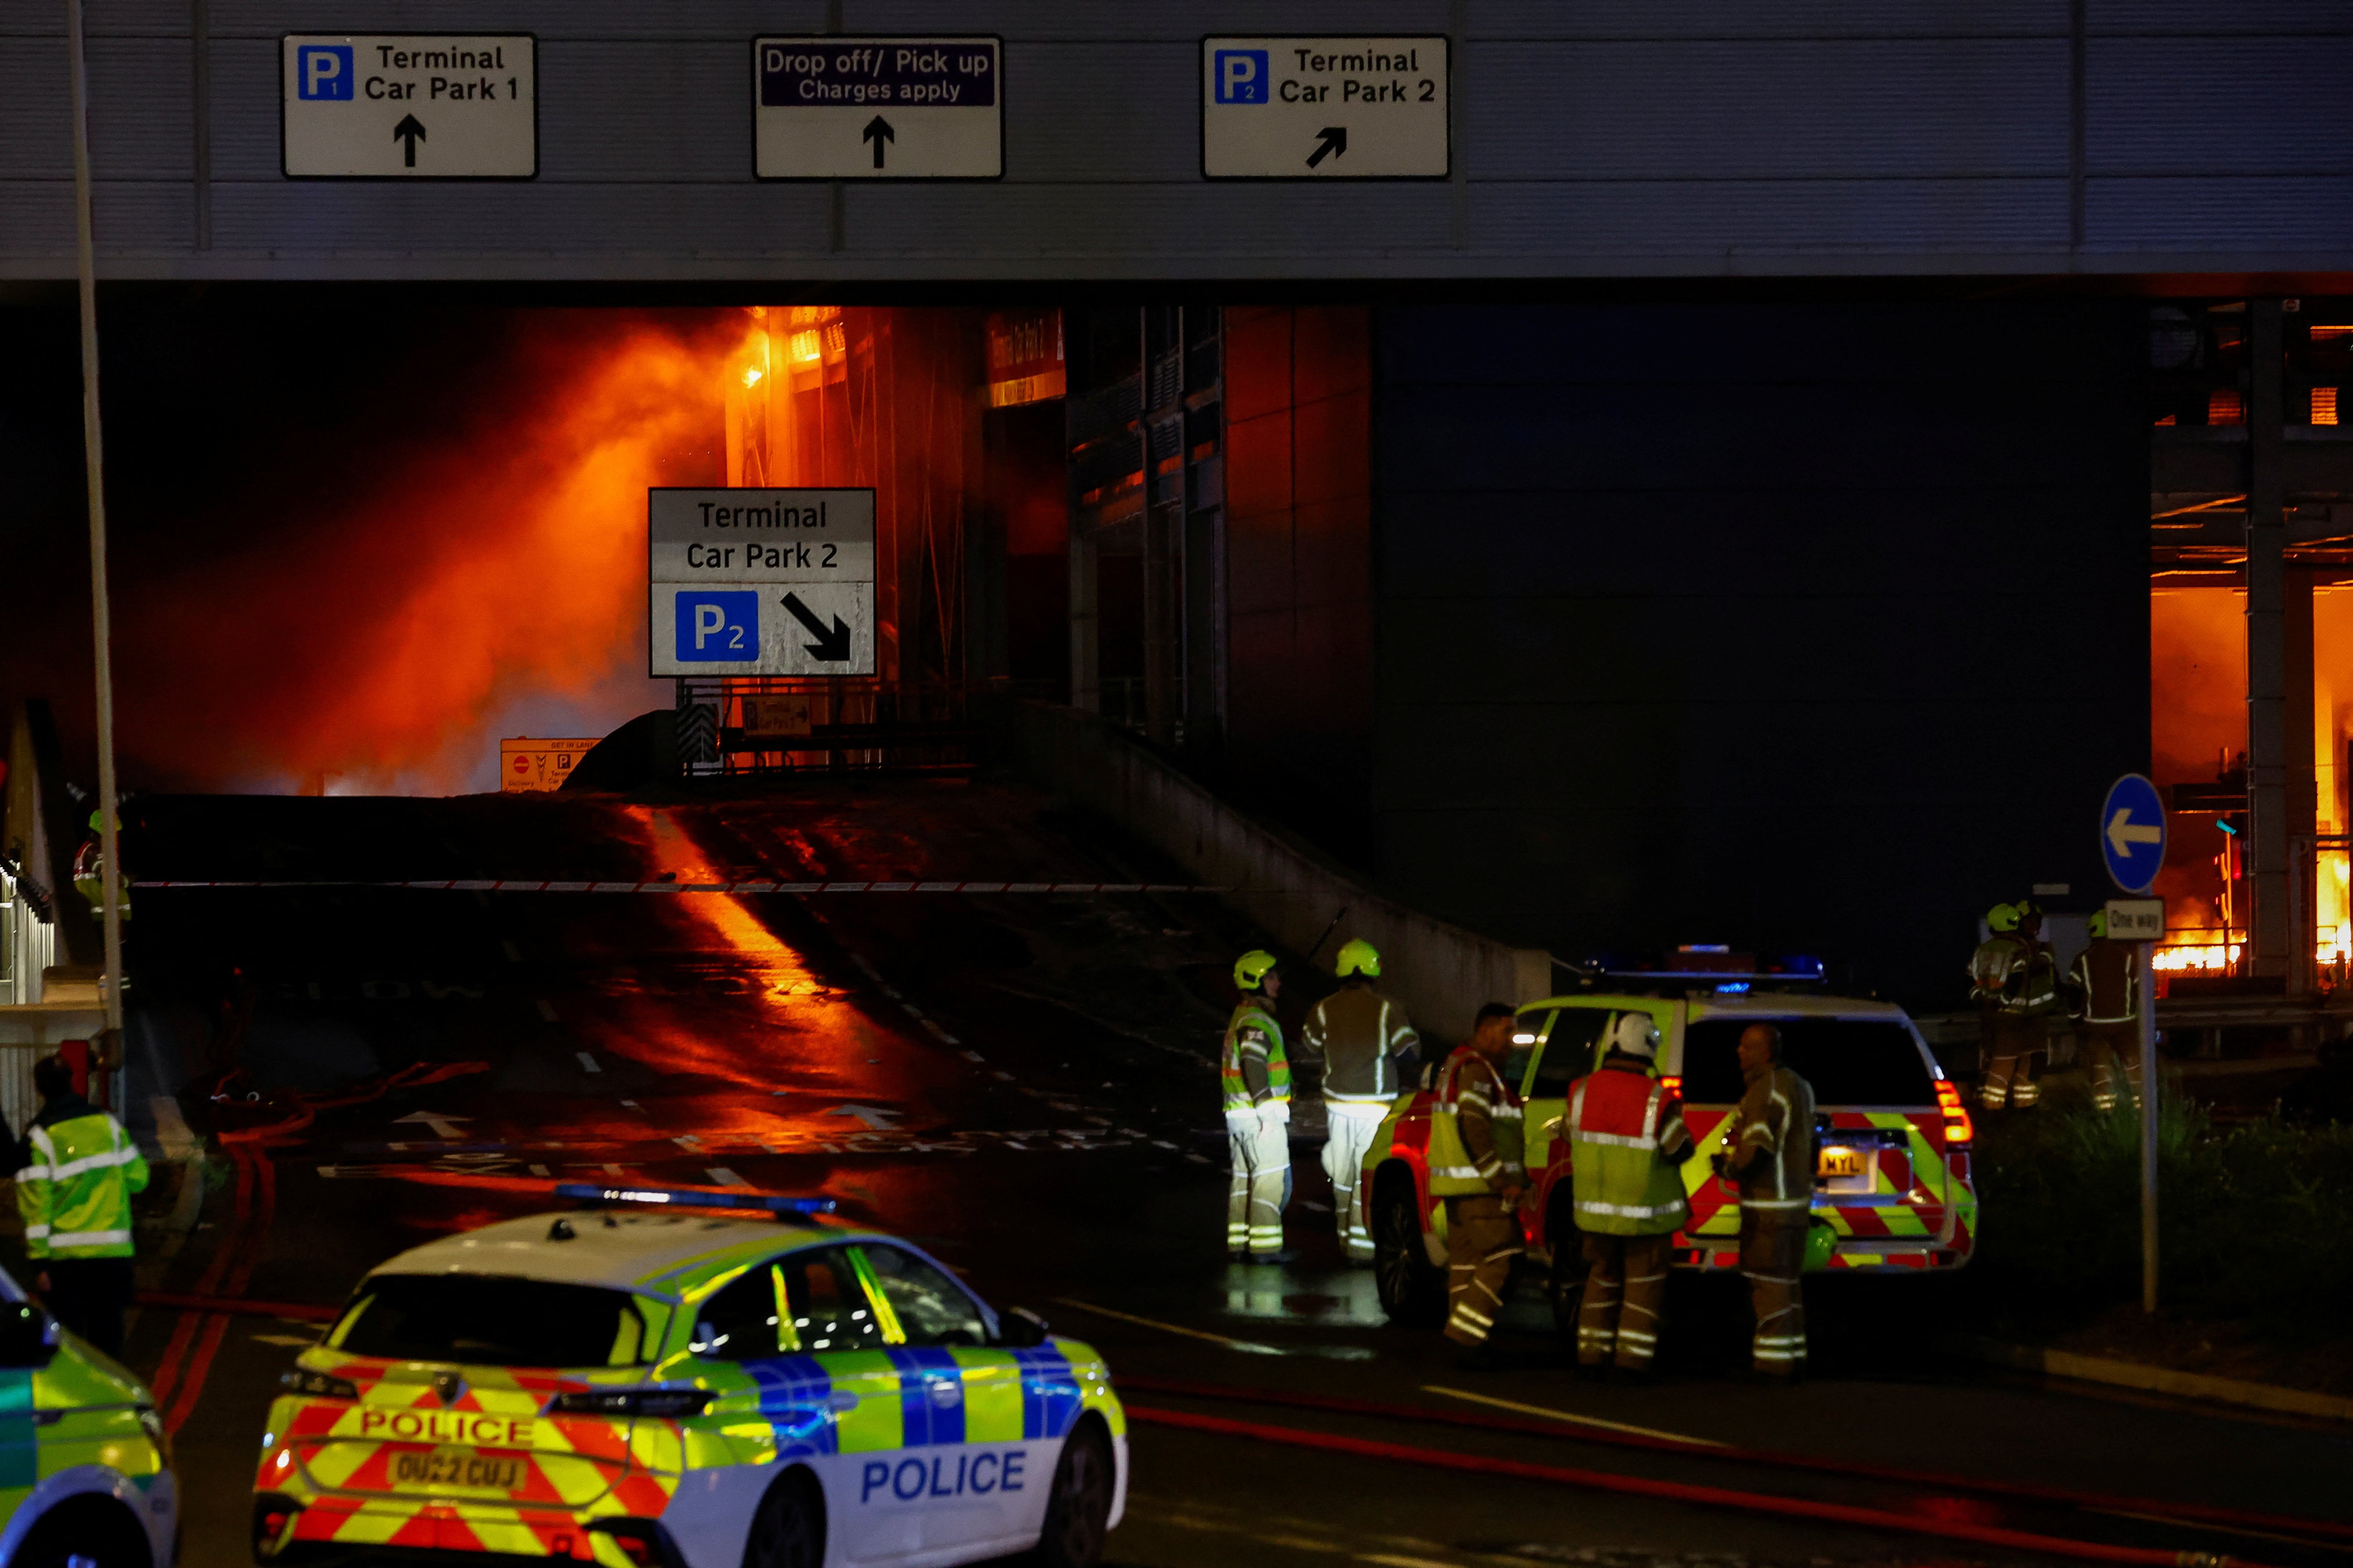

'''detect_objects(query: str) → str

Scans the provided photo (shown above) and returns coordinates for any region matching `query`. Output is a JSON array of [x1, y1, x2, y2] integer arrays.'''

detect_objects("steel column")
[[2244, 300, 2290, 979]]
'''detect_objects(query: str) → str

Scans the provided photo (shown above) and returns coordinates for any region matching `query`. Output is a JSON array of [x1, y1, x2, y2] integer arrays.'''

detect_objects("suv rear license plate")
[[1816, 1146, 1864, 1180], [393, 1447, 525, 1494]]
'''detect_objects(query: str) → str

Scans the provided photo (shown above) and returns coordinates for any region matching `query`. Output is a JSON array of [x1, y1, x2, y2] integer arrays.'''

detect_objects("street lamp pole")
[[66, 0, 127, 1064]]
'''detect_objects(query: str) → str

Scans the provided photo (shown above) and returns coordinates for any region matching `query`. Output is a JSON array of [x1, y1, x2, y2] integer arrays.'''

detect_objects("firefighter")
[[1429, 1003, 1524, 1367], [1968, 904, 2021, 1083], [1301, 937, 1420, 1264], [1712, 1022, 1815, 1381], [1971, 899, 2057, 1109], [15, 1052, 147, 1356], [2068, 908, 2142, 1113], [1222, 951, 1293, 1261], [71, 805, 131, 924], [1567, 1011, 1697, 1379]]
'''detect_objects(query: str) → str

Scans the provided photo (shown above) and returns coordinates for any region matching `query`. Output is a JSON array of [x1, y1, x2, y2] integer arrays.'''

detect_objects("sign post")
[[648, 489, 877, 678], [753, 38, 1002, 179], [2099, 772, 2167, 1314], [282, 34, 537, 178], [1201, 37, 1450, 179]]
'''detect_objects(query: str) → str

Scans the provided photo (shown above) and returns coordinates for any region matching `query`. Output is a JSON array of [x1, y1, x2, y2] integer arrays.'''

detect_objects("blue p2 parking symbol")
[[675, 591, 757, 662], [297, 44, 354, 100], [1213, 50, 1269, 104]]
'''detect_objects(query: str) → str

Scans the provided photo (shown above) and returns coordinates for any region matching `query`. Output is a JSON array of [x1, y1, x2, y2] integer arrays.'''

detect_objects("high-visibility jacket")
[[2069, 937, 2139, 1025], [1971, 935, 2057, 1017], [1220, 1001, 1290, 1115], [1302, 984, 1419, 1106], [1428, 1048, 1523, 1197], [1567, 1057, 1695, 1236], [1724, 1064, 1816, 1219], [15, 1100, 148, 1260]]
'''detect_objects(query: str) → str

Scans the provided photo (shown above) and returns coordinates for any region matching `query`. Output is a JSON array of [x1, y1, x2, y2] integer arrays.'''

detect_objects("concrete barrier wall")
[[1014, 703, 1551, 1043]]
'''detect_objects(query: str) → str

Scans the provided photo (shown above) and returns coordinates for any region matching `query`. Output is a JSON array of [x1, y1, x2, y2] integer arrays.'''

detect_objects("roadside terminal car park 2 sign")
[[281, 35, 536, 177], [1201, 37, 1450, 178], [648, 489, 878, 678], [754, 38, 1002, 178]]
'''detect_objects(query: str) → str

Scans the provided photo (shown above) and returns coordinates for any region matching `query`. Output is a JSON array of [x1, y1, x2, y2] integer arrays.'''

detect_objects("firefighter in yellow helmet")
[[1971, 899, 2058, 1109], [1429, 1003, 1525, 1368], [1300, 937, 1420, 1264], [1222, 951, 1293, 1260], [2067, 908, 2143, 1112], [71, 805, 130, 923], [1567, 1011, 1696, 1379]]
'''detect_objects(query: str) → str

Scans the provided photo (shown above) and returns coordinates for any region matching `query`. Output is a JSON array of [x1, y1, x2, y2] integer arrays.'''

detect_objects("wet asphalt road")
[[55, 776, 2353, 1568]]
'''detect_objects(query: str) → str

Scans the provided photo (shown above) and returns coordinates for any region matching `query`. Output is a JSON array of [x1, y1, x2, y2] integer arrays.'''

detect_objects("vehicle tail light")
[[1933, 1080, 1974, 1147], [1658, 1075, 1682, 1097]]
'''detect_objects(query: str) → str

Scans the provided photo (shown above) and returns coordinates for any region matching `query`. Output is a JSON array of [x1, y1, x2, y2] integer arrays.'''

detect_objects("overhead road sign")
[[282, 35, 536, 178], [648, 488, 877, 677], [1202, 36, 1448, 179], [2099, 773, 2167, 894], [754, 37, 1002, 178]]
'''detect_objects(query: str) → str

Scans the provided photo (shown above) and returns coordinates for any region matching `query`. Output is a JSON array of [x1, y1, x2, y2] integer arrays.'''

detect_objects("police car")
[[253, 1187, 1126, 1568], [1363, 955, 1979, 1332], [0, 1266, 177, 1568]]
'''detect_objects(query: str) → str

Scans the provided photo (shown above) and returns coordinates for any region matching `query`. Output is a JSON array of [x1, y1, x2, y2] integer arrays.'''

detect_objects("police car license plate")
[[1816, 1146, 1864, 1180], [392, 1446, 525, 1494]]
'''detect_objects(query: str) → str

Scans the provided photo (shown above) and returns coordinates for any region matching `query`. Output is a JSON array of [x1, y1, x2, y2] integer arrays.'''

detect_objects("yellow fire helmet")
[[1335, 938, 1381, 979], [1985, 903, 2020, 933], [1233, 949, 1280, 992], [2087, 908, 2108, 940]]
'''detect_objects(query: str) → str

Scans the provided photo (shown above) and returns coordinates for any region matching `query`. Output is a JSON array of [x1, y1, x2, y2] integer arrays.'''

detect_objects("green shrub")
[[1970, 1098, 2353, 1341]]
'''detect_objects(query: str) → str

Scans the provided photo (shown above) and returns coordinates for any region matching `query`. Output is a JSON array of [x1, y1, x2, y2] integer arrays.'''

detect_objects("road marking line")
[[706, 1167, 744, 1187], [1358, 1555, 1461, 1568], [529, 1164, 550, 1176], [250, 1332, 315, 1348], [1050, 1298, 1284, 1356], [1257, 1536, 1343, 1553], [536, 998, 560, 1023], [502, 939, 522, 962], [576, 1052, 602, 1073], [1422, 1386, 1725, 1448]]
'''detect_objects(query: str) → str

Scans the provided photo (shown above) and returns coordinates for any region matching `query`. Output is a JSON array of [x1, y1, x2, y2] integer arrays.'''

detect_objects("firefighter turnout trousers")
[[1226, 1109, 1290, 1257], [1320, 1103, 1388, 1264], [1740, 1211, 1808, 1376], [2080, 1021, 2142, 1113], [1577, 1233, 1671, 1371], [1981, 1013, 2047, 1109], [1442, 1194, 1522, 1347]]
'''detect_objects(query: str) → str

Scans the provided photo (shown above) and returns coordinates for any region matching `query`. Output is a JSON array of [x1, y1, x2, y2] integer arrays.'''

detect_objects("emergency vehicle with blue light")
[[252, 1186, 1126, 1568], [1363, 952, 1979, 1330], [0, 1265, 177, 1568]]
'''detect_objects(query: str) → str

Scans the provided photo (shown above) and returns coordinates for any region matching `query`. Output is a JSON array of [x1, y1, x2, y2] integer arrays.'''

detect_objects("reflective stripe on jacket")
[[1428, 1048, 1524, 1197], [2069, 938, 2139, 1024], [16, 1109, 148, 1260], [1302, 985, 1419, 1105], [1973, 937, 2058, 1017], [1724, 1064, 1815, 1216], [1220, 1002, 1290, 1114], [1567, 1058, 1693, 1235]]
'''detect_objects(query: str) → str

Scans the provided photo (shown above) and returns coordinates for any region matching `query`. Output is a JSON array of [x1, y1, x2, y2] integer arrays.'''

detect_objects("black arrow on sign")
[[1306, 126, 1347, 168], [863, 115, 896, 169], [393, 114, 427, 167], [780, 593, 853, 661]]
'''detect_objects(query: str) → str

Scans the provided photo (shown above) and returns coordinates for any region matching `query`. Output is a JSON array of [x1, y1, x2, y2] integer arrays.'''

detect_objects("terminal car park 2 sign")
[[753, 37, 1002, 178], [1201, 36, 1449, 178], [649, 489, 878, 678], [281, 35, 536, 177]]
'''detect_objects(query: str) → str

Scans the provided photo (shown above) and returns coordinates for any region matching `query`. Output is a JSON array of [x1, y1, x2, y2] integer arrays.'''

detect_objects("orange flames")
[[114, 314, 736, 794]]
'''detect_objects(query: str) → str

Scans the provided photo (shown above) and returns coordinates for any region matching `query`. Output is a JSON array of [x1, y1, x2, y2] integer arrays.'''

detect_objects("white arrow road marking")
[[2107, 808, 2164, 858], [391, 1111, 471, 1141], [828, 1104, 901, 1131]]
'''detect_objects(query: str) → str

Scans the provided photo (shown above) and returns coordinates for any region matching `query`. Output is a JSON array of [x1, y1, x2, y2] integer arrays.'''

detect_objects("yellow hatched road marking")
[[1421, 1385, 1726, 1447], [1358, 1554, 1462, 1568], [1258, 1535, 1345, 1552]]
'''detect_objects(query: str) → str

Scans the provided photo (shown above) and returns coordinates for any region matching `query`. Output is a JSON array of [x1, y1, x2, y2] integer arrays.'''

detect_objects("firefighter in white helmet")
[[1300, 938, 1420, 1264], [1222, 951, 1293, 1261], [1566, 1011, 1696, 1379]]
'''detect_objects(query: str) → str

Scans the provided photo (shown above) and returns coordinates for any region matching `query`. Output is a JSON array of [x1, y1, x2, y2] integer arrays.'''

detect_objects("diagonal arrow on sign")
[[780, 592, 853, 661], [2106, 808, 2163, 860], [1306, 126, 1347, 168]]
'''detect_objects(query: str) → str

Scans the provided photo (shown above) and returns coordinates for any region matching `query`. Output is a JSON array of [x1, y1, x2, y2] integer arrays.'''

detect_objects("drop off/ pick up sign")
[[648, 489, 877, 677], [754, 38, 1002, 178]]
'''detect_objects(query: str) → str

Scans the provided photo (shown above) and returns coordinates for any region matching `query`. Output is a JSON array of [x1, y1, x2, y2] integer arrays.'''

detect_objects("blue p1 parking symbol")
[[296, 44, 355, 100], [675, 591, 757, 662], [1213, 49, 1269, 104]]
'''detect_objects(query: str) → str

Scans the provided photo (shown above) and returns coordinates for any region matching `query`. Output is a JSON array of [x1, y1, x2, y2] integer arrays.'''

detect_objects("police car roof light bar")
[[553, 1181, 837, 1216]]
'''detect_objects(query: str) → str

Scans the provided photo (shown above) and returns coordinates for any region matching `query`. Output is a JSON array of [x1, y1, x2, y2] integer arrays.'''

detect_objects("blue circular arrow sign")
[[2100, 773, 2167, 894]]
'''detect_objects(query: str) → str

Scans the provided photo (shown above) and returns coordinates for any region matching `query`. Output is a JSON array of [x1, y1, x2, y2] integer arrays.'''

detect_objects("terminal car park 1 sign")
[[753, 38, 1002, 178], [1201, 36, 1449, 178], [282, 35, 536, 177], [649, 489, 878, 678]]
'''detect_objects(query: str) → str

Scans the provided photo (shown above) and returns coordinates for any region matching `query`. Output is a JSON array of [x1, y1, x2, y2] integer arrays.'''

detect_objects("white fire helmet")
[[1609, 1011, 1661, 1060]]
